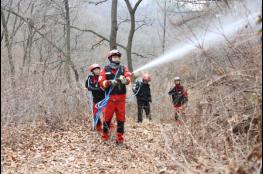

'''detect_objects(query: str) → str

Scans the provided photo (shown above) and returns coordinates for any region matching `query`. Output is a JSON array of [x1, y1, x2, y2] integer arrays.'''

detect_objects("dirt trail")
[[2, 118, 180, 174]]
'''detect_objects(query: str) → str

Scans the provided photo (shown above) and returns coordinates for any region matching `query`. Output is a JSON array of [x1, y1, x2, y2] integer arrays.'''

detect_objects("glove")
[[119, 75, 128, 84], [132, 87, 137, 94], [182, 97, 188, 104], [109, 80, 119, 86]]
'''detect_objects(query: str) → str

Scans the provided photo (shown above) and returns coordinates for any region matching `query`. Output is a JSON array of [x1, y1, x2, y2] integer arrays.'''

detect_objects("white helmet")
[[174, 76, 181, 81]]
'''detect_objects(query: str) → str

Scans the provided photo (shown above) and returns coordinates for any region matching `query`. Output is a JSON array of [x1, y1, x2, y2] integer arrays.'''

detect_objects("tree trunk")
[[23, 4, 36, 71], [126, 13, 135, 72], [22, 24, 35, 68], [1, 27, 5, 43], [162, 1, 167, 54], [64, 0, 72, 86], [124, 0, 143, 72], [110, 0, 118, 50], [1, 10, 16, 88]]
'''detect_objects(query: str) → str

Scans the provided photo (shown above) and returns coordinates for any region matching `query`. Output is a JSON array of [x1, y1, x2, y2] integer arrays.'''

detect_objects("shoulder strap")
[[87, 75, 93, 81], [115, 65, 124, 77], [137, 81, 142, 88], [119, 65, 125, 75], [105, 65, 111, 72]]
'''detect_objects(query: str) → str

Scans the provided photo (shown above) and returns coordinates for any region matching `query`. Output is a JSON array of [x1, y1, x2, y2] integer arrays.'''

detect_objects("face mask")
[[110, 62, 120, 69], [111, 61, 120, 65]]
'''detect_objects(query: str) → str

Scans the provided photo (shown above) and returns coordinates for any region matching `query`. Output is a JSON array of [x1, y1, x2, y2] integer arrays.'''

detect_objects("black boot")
[[148, 115, 152, 120], [175, 113, 179, 121]]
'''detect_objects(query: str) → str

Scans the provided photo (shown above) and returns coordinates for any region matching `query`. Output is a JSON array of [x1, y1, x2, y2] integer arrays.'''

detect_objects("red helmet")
[[88, 64, 100, 72], [107, 49, 121, 59], [143, 73, 151, 82]]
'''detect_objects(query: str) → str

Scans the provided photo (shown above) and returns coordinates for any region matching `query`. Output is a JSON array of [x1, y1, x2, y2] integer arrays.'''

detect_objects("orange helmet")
[[143, 73, 151, 82], [107, 49, 121, 59], [88, 64, 100, 72]]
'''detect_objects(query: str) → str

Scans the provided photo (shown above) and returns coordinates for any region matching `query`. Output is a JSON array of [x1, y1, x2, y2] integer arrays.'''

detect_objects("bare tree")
[[124, 0, 143, 72], [162, 1, 167, 54], [64, 0, 72, 85], [65, 0, 79, 84], [47, 0, 80, 86], [22, 18, 37, 69], [70, 25, 147, 63], [110, 0, 118, 49], [1, 0, 25, 88], [156, 0, 169, 54], [1, 9, 16, 87], [88, 0, 108, 6], [1, 4, 11, 44], [2, 3, 79, 84]]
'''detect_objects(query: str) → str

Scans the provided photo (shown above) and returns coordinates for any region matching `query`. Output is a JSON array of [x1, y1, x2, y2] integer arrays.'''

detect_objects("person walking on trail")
[[98, 49, 132, 145], [168, 76, 188, 124], [85, 64, 105, 132], [132, 73, 152, 123]]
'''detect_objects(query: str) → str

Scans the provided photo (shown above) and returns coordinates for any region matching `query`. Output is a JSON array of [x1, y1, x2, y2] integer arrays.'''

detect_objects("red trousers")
[[102, 95, 126, 142], [174, 105, 186, 113], [173, 104, 186, 122], [104, 100, 125, 122]]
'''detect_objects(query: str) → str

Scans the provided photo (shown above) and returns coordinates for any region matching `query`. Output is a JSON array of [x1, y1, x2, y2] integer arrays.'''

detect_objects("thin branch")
[[135, 23, 146, 31], [131, 52, 147, 58], [91, 38, 105, 49], [69, 25, 127, 51], [70, 25, 148, 59], [133, 0, 143, 13], [124, 0, 133, 13], [88, 0, 108, 5], [124, 0, 143, 14], [118, 18, 148, 27], [13, 36, 43, 45], [117, 18, 130, 27], [1, 6, 66, 56], [47, 59, 65, 65]]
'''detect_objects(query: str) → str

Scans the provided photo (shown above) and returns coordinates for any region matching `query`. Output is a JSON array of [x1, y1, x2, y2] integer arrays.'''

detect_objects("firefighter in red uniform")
[[85, 64, 105, 132], [98, 49, 132, 144], [168, 76, 188, 124]]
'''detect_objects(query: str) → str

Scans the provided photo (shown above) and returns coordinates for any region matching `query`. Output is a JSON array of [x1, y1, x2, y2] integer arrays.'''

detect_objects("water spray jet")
[[132, 3, 260, 74]]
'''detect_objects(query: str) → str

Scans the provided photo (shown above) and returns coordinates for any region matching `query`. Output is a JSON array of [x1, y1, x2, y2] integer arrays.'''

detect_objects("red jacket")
[[98, 65, 132, 101], [168, 84, 188, 107]]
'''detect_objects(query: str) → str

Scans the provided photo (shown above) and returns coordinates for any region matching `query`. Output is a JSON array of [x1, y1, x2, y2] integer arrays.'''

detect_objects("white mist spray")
[[133, 1, 261, 74]]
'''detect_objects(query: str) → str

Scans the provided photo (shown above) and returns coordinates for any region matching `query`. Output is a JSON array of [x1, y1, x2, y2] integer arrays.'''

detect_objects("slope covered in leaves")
[[2, 118, 184, 174], [2, 107, 262, 174]]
